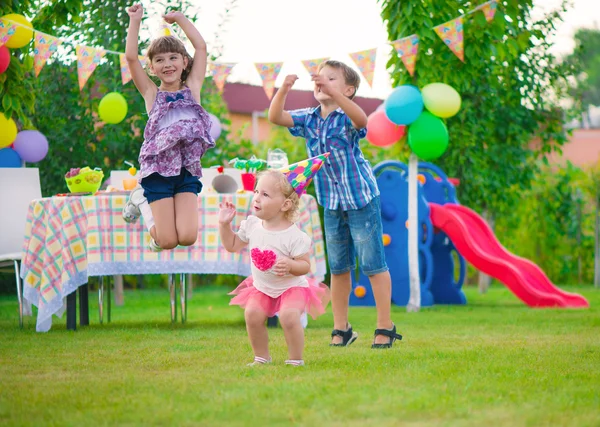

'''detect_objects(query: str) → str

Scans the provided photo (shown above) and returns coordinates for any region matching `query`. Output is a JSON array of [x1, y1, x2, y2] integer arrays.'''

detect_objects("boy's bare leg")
[[369, 271, 394, 345], [330, 271, 352, 345]]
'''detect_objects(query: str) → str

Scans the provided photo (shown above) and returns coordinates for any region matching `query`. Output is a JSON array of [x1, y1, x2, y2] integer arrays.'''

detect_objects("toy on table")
[[211, 165, 238, 194], [228, 156, 268, 191], [64, 167, 104, 194]]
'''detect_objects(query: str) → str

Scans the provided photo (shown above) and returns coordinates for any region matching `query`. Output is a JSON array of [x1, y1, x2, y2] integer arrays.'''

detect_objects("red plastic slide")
[[429, 203, 589, 308]]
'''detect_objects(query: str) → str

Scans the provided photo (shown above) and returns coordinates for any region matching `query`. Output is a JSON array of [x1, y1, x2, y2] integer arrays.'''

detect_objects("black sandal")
[[371, 324, 402, 349], [330, 324, 358, 347]]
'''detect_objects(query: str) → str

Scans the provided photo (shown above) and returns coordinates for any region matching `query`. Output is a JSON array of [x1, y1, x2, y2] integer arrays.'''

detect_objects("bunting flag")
[[349, 48, 377, 87], [476, 0, 498, 23], [391, 34, 420, 77], [33, 33, 62, 77], [301, 57, 329, 76], [210, 63, 235, 92], [254, 62, 283, 100], [434, 17, 464, 62], [119, 54, 147, 85], [0, 19, 17, 48], [76, 45, 105, 90]]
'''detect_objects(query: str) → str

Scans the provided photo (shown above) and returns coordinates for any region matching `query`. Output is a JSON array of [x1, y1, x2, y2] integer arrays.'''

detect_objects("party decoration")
[[13, 130, 49, 163], [0, 18, 16, 48], [0, 113, 17, 148], [33, 33, 62, 77], [208, 113, 222, 140], [349, 48, 377, 87], [124, 161, 137, 176], [76, 45, 105, 90], [434, 17, 464, 62], [279, 153, 330, 196], [98, 92, 128, 124], [475, 0, 498, 22], [0, 147, 21, 167], [119, 54, 147, 85], [210, 63, 235, 92], [301, 57, 329, 76], [255, 62, 283, 100], [391, 34, 419, 76], [421, 83, 462, 118], [366, 110, 406, 147], [1, 14, 32, 48], [229, 156, 268, 173], [384, 85, 424, 126], [407, 111, 449, 161], [0, 45, 9, 74]]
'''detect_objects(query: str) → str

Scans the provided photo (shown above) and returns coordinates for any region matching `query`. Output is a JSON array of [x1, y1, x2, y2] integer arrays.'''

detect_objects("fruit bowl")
[[65, 167, 104, 193]]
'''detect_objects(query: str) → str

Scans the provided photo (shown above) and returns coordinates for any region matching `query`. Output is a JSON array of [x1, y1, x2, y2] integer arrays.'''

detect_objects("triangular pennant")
[[119, 54, 147, 85], [33, 32, 62, 77], [434, 17, 464, 62], [279, 153, 330, 196], [391, 34, 420, 76], [76, 45, 106, 90], [301, 57, 329, 76], [349, 48, 377, 87], [0, 19, 17, 48], [210, 63, 234, 92], [476, 0, 498, 23], [254, 62, 283, 100]]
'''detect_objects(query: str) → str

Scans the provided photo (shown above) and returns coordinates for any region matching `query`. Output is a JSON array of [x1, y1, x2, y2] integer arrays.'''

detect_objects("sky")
[[142, 0, 600, 99]]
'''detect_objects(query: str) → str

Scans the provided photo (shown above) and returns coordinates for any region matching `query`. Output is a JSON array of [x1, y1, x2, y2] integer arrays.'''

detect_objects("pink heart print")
[[251, 248, 277, 271]]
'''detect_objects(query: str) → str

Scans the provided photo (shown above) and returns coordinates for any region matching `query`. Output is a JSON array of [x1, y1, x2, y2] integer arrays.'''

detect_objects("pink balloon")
[[0, 45, 10, 75], [366, 110, 406, 147]]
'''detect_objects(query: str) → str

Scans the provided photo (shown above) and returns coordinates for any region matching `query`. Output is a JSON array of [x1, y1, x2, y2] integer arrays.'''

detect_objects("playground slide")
[[429, 203, 589, 308]]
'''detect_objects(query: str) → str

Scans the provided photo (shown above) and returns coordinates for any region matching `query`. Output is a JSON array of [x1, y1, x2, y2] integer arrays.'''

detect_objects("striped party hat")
[[279, 153, 330, 195]]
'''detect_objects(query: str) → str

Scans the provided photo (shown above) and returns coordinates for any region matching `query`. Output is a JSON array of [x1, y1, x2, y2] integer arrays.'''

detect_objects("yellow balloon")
[[0, 113, 17, 148], [422, 83, 462, 118], [1, 14, 33, 49], [98, 92, 128, 124]]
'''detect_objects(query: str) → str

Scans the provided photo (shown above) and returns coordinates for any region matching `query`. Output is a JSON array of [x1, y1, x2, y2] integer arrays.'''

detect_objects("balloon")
[[98, 92, 128, 124], [0, 45, 10, 74], [384, 85, 424, 125], [208, 113, 222, 140], [366, 110, 406, 147], [0, 148, 22, 167], [421, 83, 462, 118], [13, 130, 49, 163], [1, 14, 33, 49], [408, 111, 449, 161], [0, 113, 17, 148], [375, 103, 385, 112]]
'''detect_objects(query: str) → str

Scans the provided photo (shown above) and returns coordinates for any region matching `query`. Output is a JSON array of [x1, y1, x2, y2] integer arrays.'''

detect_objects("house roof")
[[222, 82, 383, 116]]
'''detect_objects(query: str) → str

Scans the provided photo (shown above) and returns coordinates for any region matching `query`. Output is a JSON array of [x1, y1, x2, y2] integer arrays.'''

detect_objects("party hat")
[[279, 153, 330, 196], [158, 22, 174, 37]]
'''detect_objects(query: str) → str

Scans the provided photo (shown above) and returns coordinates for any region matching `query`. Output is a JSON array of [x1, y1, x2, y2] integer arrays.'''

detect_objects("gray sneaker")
[[123, 187, 145, 223]]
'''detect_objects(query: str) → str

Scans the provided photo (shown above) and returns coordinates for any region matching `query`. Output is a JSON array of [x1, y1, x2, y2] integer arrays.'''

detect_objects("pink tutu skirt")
[[229, 277, 330, 320]]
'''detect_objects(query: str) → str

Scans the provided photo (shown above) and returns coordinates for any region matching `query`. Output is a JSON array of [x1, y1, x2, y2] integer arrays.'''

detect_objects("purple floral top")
[[138, 87, 215, 180]]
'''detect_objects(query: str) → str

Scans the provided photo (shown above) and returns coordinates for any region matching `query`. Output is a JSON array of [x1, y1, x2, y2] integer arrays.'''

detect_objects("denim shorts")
[[323, 196, 388, 276], [140, 168, 202, 204]]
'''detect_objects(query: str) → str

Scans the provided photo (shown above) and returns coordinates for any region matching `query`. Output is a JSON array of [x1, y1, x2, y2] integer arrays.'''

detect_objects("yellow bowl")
[[65, 167, 104, 193]]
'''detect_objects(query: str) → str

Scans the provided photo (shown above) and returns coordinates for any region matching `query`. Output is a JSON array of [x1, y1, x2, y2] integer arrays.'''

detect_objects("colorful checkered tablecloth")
[[20, 193, 326, 332]]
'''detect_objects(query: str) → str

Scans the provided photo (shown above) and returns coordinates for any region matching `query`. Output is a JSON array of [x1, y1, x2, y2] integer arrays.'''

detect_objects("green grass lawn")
[[0, 284, 599, 427]]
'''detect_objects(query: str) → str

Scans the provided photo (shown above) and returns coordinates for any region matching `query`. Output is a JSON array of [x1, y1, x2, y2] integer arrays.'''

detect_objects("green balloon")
[[407, 111, 449, 161]]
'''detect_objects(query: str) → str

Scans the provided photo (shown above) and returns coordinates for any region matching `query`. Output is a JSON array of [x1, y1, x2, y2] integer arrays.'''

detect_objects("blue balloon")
[[384, 85, 424, 126], [0, 148, 22, 168]]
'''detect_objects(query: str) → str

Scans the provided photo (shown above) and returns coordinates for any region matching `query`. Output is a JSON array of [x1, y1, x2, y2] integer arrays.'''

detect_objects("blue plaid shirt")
[[288, 107, 379, 211]]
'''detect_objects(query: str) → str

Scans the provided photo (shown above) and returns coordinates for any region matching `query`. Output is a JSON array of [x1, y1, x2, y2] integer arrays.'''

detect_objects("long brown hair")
[[147, 36, 193, 84]]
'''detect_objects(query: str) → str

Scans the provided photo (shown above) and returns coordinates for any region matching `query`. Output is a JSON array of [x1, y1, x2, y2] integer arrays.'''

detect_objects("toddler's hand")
[[218, 201, 236, 225], [312, 74, 337, 97], [273, 257, 292, 276], [163, 10, 185, 24], [282, 74, 299, 90], [127, 4, 143, 21]]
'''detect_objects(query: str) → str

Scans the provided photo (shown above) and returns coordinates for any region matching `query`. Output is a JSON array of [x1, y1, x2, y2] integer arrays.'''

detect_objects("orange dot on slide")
[[354, 285, 367, 298], [417, 174, 426, 184], [382, 233, 392, 246]]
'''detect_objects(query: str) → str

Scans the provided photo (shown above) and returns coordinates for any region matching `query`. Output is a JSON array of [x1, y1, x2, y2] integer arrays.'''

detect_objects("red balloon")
[[0, 45, 10, 74], [366, 110, 406, 147]]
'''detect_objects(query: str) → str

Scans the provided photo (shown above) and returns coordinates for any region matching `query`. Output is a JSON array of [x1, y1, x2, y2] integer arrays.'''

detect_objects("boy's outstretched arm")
[[268, 74, 299, 127]]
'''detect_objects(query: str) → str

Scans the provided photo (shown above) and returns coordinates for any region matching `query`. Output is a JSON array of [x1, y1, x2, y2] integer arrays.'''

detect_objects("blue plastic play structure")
[[349, 160, 467, 307]]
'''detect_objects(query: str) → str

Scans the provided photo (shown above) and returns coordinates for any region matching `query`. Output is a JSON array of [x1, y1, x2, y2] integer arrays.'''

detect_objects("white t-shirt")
[[237, 215, 312, 298]]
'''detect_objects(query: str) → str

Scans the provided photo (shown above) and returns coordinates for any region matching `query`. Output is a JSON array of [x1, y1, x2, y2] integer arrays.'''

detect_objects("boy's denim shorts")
[[141, 168, 202, 204], [323, 196, 388, 276]]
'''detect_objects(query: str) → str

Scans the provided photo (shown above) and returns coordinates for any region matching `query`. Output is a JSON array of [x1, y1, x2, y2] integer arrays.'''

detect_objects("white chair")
[[0, 168, 42, 328]]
